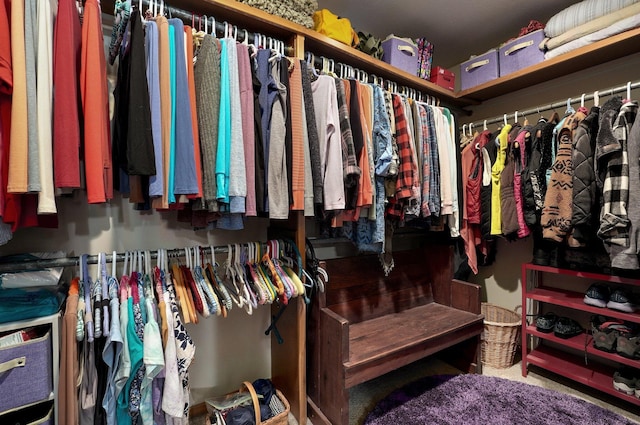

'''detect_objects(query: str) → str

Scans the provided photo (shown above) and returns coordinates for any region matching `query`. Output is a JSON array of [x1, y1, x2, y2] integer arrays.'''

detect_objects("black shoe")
[[584, 283, 610, 308], [607, 288, 637, 313], [554, 317, 584, 339], [536, 312, 557, 333]]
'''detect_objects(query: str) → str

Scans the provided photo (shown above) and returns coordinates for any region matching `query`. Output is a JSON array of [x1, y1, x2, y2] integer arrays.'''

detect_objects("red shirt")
[[52, 0, 82, 188]]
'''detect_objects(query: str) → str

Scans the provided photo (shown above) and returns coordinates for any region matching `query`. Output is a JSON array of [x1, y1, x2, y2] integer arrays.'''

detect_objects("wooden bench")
[[307, 246, 484, 425]]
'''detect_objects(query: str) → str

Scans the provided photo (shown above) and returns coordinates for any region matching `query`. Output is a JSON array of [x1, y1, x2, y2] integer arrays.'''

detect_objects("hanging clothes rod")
[[304, 51, 442, 105], [462, 80, 640, 130], [136, 0, 292, 54], [0, 245, 233, 273]]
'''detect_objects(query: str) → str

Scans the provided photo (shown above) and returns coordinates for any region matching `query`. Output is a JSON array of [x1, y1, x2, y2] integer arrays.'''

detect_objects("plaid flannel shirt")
[[597, 101, 637, 246], [386, 94, 415, 219], [419, 104, 441, 218]]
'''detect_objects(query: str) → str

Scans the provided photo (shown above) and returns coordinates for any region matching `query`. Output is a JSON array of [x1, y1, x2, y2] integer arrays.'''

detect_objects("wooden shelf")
[[527, 287, 640, 323], [457, 27, 640, 101], [155, 0, 472, 108], [526, 325, 640, 370], [104, 0, 640, 109], [300, 32, 469, 107], [526, 345, 640, 407]]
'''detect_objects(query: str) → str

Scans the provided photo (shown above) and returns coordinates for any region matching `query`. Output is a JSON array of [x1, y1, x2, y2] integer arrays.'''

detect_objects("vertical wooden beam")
[[269, 208, 307, 424]]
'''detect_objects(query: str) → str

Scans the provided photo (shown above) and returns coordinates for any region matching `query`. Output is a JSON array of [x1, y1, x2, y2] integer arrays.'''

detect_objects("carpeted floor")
[[363, 374, 633, 425], [191, 357, 640, 424], [344, 357, 640, 425]]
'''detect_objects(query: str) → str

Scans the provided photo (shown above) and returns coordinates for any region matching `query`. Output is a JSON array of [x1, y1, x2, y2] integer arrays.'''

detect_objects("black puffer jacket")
[[571, 106, 600, 244], [522, 120, 549, 228]]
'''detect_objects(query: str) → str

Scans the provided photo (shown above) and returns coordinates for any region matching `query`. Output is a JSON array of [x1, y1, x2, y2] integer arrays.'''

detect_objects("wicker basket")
[[481, 303, 521, 369], [206, 381, 290, 425]]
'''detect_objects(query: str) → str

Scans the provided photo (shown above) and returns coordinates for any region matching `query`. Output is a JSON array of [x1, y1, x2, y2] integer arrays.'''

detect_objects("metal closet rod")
[[138, 0, 292, 54], [0, 245, 237, 273], [462, 80, 640, 130], [305, 51, 442, 104]]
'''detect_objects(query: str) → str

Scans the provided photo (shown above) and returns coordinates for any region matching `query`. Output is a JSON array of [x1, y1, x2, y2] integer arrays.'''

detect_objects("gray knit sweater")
[[194, 35, 220, 211]]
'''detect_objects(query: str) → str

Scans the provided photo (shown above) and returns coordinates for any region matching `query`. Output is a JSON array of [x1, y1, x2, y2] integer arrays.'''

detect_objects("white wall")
[[462, 52, 640, 312]]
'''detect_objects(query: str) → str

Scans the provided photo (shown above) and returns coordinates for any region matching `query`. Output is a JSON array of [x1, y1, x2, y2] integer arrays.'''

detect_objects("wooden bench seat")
[[307, 246, 484, 425]]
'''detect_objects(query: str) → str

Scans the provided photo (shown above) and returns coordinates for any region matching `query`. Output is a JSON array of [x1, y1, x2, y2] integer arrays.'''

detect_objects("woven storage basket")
[[206, 381, 290, 425], [481, 303, 521, 369]]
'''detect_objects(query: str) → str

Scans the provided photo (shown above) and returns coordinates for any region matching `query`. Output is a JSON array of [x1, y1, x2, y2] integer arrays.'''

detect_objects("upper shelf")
[[456, 27, 640, 102], [129, 0, 473, 108], [103, 1, 640, 109]]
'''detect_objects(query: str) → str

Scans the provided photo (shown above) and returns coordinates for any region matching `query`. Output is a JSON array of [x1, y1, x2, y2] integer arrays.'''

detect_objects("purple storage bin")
[[499, 29, 545, 77], [382, 36, 419, 75], [0, 331, 52, 413], [460, 49, 499, 91], [2, 402, 53, 424]]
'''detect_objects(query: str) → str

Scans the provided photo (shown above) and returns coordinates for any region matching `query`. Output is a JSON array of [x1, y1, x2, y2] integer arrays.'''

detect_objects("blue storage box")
[[0, 329, 52, 413], [460, 49, 499, 91], [382, 35, 418, 75], [499, 29, 545, 77]]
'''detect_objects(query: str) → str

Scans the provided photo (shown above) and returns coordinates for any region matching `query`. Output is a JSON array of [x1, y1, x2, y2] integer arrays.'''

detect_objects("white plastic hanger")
[[593, 90, 600, 107], [565, 97, 574, 114], [112, 251, 117, 278]]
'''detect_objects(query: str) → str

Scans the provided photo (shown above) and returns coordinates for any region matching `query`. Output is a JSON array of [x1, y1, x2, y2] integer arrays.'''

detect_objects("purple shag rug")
[[363, 374, 635, 425]]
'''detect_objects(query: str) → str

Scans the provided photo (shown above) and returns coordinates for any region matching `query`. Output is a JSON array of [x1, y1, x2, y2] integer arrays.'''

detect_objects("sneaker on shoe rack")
[[591, 315, 627, 352], [584, 283, 610, 308], [614, 367, 639, 396], [607, 288, 638, 313]]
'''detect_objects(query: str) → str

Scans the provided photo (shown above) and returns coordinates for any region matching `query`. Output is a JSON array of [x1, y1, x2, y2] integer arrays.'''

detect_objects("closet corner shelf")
[[456, 27, 640, 102]]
